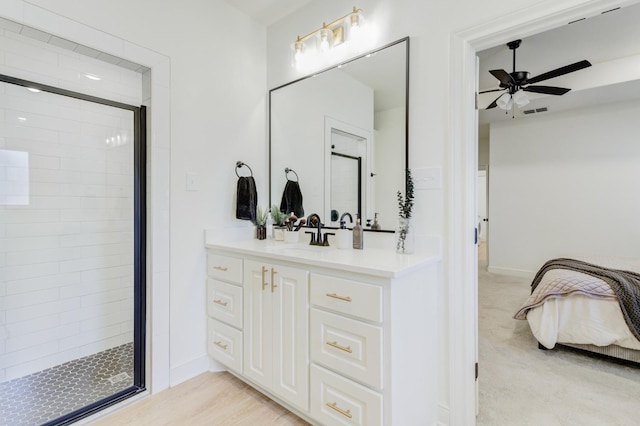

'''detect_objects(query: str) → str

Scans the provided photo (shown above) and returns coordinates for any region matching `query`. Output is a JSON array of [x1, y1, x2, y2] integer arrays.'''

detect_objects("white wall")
[[0, 27, 141, 382], [489, 99, 640, 275], [374, 107, 404, 230], [16, 0, 267, 386]]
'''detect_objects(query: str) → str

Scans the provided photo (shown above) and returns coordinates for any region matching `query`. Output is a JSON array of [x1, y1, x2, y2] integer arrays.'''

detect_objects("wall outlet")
[[412, 167, 442, 190]]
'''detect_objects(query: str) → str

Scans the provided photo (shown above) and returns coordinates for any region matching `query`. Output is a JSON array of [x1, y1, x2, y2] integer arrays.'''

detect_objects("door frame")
[[447, 0, 640, 424]]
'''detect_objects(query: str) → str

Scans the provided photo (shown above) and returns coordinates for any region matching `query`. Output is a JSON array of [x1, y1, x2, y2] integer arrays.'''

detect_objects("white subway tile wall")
[[0, 26, 143, 382]]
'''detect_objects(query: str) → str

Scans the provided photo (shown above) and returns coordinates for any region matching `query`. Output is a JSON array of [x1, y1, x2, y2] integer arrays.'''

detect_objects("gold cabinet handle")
[[326, 293, 352, 302], [271, 268, 278, 293], [261, 266, 268, 290], [326, 341, 352, 353], [214, 341, 228, 350], [213, 266, 228, 271], [213, 299, 228, 307], [326, 402, 352, 419]]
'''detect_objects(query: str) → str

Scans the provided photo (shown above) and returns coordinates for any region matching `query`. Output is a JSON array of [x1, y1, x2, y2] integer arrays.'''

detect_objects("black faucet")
[[339, 212, 353, 229], [306, 213, 323, 246]]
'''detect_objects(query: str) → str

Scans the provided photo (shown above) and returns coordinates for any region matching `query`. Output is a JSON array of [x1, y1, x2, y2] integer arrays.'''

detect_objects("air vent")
[[601, 7, 621, 14], [522, 107, 548, 115]]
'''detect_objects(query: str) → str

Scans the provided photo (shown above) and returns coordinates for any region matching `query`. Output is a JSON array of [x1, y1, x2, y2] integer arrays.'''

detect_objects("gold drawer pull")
[[326, 293, 352, 302], [261, 266, 268, 290], [271, 268, 278, 293], [326, 402, 352, 419], [326, 341, 352, 353], [213, 266, 228, 271], [214, 341, 228, 350], [213, 299, 228, 307]]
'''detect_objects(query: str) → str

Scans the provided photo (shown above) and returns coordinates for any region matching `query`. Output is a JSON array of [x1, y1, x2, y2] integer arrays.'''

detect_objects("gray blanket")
[[530, 258, 640, 342]]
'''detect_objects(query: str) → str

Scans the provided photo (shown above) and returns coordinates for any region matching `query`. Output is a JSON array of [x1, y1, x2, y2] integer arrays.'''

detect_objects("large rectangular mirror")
[[269, 37, 409, 231]]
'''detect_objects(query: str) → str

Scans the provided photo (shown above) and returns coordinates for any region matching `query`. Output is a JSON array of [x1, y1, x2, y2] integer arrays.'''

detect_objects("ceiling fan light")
[[496, 93, 512, 110], [513, 91, 530, 107]]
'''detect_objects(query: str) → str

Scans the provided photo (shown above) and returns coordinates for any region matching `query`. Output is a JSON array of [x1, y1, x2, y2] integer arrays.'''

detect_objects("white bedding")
[[527, 293, 640, 350]]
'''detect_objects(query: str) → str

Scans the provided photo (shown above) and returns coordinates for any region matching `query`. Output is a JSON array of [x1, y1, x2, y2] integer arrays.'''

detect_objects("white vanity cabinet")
[[243, 259, 309, 411], [205, 240, 439, 425]]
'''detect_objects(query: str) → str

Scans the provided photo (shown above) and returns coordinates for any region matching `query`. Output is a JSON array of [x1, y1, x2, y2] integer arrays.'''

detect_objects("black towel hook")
[[285, 167, 299, 182], [235, 161, 253, 178]]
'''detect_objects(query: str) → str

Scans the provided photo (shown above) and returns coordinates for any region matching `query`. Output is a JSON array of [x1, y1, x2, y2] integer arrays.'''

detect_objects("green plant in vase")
[[253, 206, 269, 240], [396, 169, 415, 253], [270, 205, 287, 226]]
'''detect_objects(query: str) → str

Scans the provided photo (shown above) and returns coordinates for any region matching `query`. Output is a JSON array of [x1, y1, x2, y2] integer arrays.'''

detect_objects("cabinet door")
[[243, 260, 273, 388], [271, 264, 310, 411]]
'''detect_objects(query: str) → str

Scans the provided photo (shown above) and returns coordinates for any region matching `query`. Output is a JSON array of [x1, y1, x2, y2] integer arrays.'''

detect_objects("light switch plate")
[[412, 167, 441, 190], [186, 172, 198, 191]]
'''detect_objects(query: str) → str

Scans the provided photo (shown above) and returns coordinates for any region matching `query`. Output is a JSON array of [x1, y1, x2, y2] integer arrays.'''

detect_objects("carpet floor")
[[476, 253, 640, 425]]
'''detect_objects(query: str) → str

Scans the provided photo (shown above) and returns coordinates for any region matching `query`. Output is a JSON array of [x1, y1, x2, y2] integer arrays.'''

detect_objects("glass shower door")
[[0, 76, 146, 425]]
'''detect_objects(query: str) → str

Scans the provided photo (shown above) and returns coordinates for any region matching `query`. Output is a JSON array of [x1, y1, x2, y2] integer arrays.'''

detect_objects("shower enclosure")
[[0, 72, 146, 425]]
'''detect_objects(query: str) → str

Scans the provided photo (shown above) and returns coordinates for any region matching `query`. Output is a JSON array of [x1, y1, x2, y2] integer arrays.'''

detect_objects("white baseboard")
[[169, 354, 209, 387], [208, 357, 226, 373], [487, 265, 534, 279]]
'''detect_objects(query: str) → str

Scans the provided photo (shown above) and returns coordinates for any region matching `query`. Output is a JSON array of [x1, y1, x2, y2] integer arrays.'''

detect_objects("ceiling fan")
[[481, 39, 592, 110]]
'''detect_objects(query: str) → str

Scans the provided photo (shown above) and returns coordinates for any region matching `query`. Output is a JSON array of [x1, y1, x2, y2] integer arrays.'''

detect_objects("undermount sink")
[[267, 243, 327, 253]]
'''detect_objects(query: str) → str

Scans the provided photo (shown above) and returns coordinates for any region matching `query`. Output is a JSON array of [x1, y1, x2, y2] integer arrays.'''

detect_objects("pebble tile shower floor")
[[0, 343, 133, 426]]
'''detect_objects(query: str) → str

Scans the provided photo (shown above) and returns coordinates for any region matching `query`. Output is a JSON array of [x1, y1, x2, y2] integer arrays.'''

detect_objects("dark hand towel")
[[280, 180, 304, 218], [236, 176, 257, 221]]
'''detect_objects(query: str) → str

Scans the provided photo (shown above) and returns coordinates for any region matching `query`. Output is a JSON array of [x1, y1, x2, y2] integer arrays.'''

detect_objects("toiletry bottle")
[[353, 218, 363, 250], [371, 213, 381, 230], [266, 209, 273, 239]]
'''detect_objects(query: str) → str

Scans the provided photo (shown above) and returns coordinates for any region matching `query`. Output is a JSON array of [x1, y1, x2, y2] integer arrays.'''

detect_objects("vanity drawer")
[[310, 364, 382, 426], [206, 278, 243, 329], [207, 318, 242, 373], [310, 308, 382, 389], [207, 253, 243, 284], [310, 274, 383, 323]]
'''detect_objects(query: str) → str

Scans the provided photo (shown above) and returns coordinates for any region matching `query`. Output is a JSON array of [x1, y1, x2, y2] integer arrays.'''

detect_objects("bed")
[[514, 256, 640, 363]]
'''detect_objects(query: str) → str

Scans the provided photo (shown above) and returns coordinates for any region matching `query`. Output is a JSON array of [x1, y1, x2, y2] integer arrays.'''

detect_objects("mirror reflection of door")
[[325, 119, 371, 227], [330, 128, 366, 225]]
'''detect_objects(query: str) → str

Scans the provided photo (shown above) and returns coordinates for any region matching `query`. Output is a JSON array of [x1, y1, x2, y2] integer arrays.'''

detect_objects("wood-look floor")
[[90, 372, 310, 425]]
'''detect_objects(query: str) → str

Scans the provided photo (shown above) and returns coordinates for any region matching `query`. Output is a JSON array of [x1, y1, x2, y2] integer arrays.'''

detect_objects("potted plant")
[[254, 206, 269, 240], [396, 169, 415, 253], [270, 205, 287, 240]]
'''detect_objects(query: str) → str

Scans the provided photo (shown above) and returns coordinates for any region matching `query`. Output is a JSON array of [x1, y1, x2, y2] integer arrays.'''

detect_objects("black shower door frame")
[[0, 73, 147, 425]]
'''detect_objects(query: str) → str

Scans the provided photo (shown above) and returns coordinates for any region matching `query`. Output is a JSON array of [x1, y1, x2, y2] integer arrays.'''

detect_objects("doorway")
[[0, 74, 146, 425], [449, 0, 640, 424]]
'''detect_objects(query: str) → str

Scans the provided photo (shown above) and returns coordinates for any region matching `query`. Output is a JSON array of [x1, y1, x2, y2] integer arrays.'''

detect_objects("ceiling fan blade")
[[526, 60, 591, 84], [479, 88, 504, 94], [486, 93, 503, 109], [489, 69, 514, 85], [523, 85, 571, 95]]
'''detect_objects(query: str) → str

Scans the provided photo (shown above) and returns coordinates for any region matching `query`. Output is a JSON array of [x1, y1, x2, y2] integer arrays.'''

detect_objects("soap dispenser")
[[336, 217, 352, 250], [353, 217, 364, 250]]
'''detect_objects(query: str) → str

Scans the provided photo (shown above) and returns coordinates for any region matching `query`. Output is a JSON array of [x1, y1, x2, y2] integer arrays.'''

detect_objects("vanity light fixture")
[[292, 6, 364, 69]]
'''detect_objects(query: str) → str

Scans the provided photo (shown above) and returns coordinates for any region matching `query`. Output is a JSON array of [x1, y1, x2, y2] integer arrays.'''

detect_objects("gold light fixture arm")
[[295, 7, 362, 43]]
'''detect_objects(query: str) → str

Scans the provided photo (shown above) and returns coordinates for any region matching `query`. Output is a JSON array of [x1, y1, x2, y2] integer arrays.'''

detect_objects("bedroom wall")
[[488, 99, 640, 276]]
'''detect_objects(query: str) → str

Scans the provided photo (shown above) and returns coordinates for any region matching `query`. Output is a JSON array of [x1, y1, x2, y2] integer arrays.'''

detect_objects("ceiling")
[[478, 3, 640, 124], [223, 0, 312, 26]]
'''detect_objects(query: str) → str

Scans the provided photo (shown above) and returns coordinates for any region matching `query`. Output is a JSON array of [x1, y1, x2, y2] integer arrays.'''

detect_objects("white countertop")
[[205, 238, 440, 278]]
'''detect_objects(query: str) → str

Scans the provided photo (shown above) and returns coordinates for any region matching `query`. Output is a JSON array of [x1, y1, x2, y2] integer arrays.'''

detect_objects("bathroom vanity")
[[204, 237, 440, 425]]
